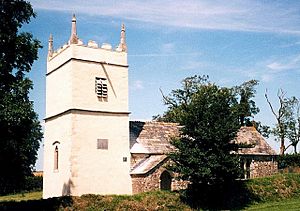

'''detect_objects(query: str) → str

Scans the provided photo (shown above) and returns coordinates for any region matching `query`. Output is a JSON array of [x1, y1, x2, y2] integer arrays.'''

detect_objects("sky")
[[25, 0, 300, 170]]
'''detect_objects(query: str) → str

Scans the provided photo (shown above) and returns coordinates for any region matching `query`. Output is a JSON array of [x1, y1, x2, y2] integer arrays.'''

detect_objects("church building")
[[43, 15, 277, 198]]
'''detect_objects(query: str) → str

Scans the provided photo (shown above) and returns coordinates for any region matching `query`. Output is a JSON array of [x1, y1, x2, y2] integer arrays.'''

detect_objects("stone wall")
[[131, 162, 187, 194], [171, 173, 188, 191], [132, 155, 278, 194], [241, 155, 278, 179], [250, 160, 278, 178]]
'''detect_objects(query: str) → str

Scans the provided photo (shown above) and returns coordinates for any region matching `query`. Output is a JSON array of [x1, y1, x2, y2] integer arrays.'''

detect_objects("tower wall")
[[44, 22, 132, 198], [70, 112, 131, 195], [45, 51, 73, 118], [43, 114, 73, 198]]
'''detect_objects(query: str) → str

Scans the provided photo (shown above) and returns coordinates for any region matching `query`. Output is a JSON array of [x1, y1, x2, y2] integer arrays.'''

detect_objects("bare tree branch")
[[265, 89, 278, 119], [285, 143, 293, 152], [159, 87, 177, 107]]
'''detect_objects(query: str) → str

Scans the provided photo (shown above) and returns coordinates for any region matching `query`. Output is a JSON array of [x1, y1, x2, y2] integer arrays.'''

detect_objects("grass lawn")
[[245, 197, 300, 211], [0, 190, 300, 210], [0, 191, 42, 202]]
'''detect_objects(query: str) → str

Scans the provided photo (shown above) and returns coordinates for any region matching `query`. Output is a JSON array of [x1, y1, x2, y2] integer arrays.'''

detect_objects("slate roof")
[[129, 122, 276, 175], [234, 126, 277, 155], [130, 155, 167, 175], [130, 121, 180, 154]]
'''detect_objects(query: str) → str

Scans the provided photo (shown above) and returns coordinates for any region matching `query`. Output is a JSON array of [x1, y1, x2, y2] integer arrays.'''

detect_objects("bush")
[[0, 175, 42, 195], [22, 176, 43, 192], [278, 154, 300, 169]]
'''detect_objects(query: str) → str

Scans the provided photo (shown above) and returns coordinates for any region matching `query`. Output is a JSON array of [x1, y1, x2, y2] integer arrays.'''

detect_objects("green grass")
[[0, 191, 299, 210], [1, 190, 300, 211], [69, 191, 192, 210], [1, 174, 300, 210], [0, 191, 191, 211], [246, 173, 300, 202], [245, 197, 300, 211], [0, 191, 42, 202]]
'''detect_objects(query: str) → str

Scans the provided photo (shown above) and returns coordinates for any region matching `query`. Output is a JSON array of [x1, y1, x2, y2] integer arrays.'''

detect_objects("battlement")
[[48, 14, 127, 63], [49, 40, 126, 61], [47, 43, 128, 75]]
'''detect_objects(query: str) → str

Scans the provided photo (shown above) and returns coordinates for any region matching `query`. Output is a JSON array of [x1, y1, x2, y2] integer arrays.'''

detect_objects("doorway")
[[160, 171, 172, 191]]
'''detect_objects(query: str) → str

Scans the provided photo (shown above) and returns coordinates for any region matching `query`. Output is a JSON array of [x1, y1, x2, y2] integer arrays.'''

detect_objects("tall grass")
[[246, 173, 300, 202]]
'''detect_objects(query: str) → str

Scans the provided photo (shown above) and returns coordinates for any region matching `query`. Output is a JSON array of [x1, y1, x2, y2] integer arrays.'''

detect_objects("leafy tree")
[[254, 121, 271, 138], [286, 97, 300, 154], [265, 89, 295, 155], [164, 76, 242, 196], [156, 75, 210, 123], [232, 80, 271, 138], [156, 78, 262, 129], [233, 80, 260, 126], [0, 0, 42, 194]]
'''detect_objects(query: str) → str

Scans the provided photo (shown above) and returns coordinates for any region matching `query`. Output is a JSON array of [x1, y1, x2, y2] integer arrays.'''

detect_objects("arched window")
[[54, 146, 59, 171], [160, 171, 172, 191]]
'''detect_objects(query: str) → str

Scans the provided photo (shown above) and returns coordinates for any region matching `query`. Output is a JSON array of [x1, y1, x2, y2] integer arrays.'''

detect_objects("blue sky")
[[26, 0, 300, 170]]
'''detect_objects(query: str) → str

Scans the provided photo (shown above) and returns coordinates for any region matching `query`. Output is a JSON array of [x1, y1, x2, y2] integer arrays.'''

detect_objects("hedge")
[[278, 154, 300, 169]]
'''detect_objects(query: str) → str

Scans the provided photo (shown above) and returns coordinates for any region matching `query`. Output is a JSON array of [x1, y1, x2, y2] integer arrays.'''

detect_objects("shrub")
[[278, 154, 300, 169], [22, 176, 43, 192]]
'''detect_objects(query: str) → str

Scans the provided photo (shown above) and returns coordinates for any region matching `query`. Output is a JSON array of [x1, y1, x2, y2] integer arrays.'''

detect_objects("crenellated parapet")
[[48, 14, 127, 61]]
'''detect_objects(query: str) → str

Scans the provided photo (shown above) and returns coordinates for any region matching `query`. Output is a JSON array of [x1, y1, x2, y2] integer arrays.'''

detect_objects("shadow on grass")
[[180, 180, 260, 210], [0, 196, 73, 211]]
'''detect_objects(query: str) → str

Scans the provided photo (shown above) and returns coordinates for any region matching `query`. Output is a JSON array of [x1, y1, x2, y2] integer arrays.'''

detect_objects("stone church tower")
[[43, 15, 132, 198]]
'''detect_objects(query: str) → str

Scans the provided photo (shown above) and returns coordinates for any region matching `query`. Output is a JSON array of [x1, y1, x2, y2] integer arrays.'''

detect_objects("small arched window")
[[54, 146, 59, 171]]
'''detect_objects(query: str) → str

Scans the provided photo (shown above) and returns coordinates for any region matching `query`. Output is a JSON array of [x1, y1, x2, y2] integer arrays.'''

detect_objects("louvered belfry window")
[[95, 77, 108, 98]]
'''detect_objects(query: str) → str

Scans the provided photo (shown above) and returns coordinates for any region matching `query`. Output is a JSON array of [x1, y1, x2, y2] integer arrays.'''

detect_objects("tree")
[[265, 89, 295, 155], [231, 80, 271, 138], [164, 76, 241, 195], [0, 0, 42, 194], [286, 97, 300, 154], [254, 121, 271, 138], [156, 78, 261, 128], [233, 80, 260, 126], [156, 75, 210, 123]]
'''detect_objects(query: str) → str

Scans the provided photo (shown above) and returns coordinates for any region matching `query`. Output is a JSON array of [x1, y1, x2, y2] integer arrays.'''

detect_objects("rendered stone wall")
[[44, 42, 132, 198], [70, 113, 132, 196], [43, 114, 73, 198]]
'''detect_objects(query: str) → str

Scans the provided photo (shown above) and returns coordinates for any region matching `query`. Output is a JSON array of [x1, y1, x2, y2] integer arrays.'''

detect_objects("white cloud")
[[160, 43, 175, 54], [131, 80, 144, 90], [266, 55, 300, 72], [280, 41, 300, 48], [29, 0, 300, 34], [261, 74, 273, 82], [218, 78, 234, 86], [229, 65, 273, 83], [128, 52, 201, 57], [181, 61, 206, 71], [230, 54, 300, 83]]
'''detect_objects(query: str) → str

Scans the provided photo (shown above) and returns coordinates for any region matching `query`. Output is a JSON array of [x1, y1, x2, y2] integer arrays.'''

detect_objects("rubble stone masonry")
[[250, 160, 278, 178]]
